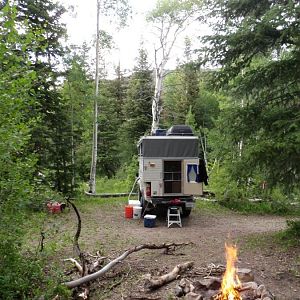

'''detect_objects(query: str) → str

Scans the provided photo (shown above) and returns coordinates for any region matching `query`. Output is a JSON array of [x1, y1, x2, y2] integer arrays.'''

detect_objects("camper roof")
[[137, 136, 199, 158]]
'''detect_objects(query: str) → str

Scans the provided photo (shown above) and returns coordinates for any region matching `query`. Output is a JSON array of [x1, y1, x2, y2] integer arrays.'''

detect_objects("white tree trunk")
[[151, 68, 163, 133], [149, 5, 196, 133], [89, 0, 100, 194], [238, 98, 244, 157]]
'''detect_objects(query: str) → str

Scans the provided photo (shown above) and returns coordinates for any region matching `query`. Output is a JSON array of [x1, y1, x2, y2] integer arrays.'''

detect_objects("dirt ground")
[[58, 199, 300, 300]]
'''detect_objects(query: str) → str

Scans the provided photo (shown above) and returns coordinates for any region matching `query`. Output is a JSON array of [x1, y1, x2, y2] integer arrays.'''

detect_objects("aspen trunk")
[[151, 69, 163, 133], [89, 0, 100, 194]]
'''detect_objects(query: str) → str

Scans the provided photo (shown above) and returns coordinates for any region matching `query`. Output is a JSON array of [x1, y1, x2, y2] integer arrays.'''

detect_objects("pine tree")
[[201, 0, 300, 188], [121, 48, 153, 161], [16, 0, 72, 193]]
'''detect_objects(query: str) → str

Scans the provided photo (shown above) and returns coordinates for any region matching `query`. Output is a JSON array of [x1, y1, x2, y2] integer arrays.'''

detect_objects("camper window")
[[187, 164, 199, 183]]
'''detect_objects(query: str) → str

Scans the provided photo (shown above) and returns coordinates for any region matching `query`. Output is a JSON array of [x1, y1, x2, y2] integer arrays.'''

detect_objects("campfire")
[[214, 243, 242, 300], [171, 242, 275, 300]]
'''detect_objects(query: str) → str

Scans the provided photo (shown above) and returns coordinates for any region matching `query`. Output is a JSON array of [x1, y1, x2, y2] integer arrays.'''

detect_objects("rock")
[[174, 285, 184, 297], [179, 278, 190, 288], [237, 268, 254, 282], [241, 281, 258, 291], [195, 276, 221, 290], [240, 289, 257, 300], [261, 289, 274, 300], [257, 284, 266, 297], [183, 285, 191, 294], [184, 292, 203, 300]]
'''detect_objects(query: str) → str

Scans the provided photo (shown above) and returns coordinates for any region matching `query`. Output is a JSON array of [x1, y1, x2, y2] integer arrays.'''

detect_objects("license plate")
[[185, 202, 194, 208]]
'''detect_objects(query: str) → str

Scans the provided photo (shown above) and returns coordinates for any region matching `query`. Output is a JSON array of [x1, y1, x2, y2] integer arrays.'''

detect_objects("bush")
[[209, 165, 300, 215], [286, 220, 300, 239]]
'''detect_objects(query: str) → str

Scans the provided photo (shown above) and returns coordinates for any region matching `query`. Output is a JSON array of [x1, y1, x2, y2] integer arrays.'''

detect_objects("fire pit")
[[174, 244, 274, 300]]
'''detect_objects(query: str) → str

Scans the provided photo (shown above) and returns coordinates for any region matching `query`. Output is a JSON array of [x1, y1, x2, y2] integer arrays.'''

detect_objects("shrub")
[[286, 220, 300, 239]]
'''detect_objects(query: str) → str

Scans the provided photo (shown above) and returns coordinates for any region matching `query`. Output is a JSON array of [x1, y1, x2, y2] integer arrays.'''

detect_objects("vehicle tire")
[[181, 208, 192, 217], [139, 191, 146, 214]]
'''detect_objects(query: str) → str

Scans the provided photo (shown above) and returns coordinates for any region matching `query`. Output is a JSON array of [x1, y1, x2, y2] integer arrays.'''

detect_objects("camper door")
[[183, 159, 203, 196]]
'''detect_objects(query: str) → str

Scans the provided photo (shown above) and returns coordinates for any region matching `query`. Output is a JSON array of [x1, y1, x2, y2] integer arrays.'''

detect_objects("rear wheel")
[[181, 208, 192, 217]]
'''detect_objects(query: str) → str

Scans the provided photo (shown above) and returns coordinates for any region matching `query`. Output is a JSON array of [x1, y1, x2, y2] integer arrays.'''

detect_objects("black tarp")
[[140, 137, 199, 158]]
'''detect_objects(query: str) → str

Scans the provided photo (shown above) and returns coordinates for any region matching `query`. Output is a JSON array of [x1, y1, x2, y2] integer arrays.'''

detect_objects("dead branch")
[[39, 231, 45, 252], [63, 258, 83, 275], [66, 198, 81, 256], [77, 287, 89, 300], [144, 261, 194, 290], [67, 198, 86, 276], [64, 242, 191, 289], [126, 297, 161, 300]]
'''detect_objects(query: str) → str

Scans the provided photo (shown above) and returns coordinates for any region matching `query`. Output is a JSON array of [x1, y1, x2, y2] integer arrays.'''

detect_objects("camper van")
[[137, 125, 207, 217]]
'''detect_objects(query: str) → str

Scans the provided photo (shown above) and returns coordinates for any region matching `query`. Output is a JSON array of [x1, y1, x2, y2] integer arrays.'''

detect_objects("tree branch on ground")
[[63, 242, 192, 289], [144, 261, 194, 290]]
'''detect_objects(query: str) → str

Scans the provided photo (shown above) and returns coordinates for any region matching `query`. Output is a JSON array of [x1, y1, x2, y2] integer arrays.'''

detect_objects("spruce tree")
[[121, 48, 153, 162]]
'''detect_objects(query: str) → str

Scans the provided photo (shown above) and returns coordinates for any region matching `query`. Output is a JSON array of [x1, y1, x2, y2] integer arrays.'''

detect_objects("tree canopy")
[[200, 0, 300, 188]]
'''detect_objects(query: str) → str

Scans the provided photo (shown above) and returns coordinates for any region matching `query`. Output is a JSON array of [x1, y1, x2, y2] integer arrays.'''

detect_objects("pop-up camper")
[[137, 125, 207, 217]]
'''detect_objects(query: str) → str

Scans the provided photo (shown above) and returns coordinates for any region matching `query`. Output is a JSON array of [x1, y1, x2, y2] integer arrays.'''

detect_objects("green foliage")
[[201, 0, 300, 198], [95, 177, 129, 193], [0, 238, 70, 299], [98, 82, 122, 178], [147, 0, 202, 22], [285, 220, 300, 239], [62, 48, 94, 183], [101, 0, 131, 28], [120, 48, 153, 162], [123, 155, 139, 191], [210, 165, 300, 215]]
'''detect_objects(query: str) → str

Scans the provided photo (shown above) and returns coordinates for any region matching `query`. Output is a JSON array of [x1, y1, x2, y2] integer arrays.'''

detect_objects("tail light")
[[146, 183, 151, 197]]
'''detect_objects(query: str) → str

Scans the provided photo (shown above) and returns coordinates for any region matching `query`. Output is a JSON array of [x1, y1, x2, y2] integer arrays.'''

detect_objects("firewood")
[[63, 258, 83, 275], [144, 261, 194, 290], [64, 242, 191, 289]]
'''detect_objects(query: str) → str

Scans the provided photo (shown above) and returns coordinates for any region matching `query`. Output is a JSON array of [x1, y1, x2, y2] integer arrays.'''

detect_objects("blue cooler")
[[144, 214, 156, 228]]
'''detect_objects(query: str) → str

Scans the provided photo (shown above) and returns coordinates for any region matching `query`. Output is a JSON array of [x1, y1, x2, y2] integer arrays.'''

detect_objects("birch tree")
[[147, 0, 202, 133], [89, 0, 130, 194]]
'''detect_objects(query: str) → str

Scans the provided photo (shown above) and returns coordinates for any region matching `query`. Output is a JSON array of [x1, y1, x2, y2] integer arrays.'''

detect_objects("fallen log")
[[144, 261, 194, 290], [63, 242, 191, 289]]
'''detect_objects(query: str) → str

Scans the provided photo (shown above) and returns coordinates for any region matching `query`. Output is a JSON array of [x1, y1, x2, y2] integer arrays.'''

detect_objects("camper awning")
[[139, 137, 199, 158]]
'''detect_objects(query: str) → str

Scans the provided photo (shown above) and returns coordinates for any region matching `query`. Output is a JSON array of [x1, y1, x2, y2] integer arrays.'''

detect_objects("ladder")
[[167, 207, 182, 228]]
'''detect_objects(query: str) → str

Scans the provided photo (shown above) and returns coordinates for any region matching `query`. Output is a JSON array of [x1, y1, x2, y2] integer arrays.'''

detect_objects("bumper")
[[148, 196, 195, 208]]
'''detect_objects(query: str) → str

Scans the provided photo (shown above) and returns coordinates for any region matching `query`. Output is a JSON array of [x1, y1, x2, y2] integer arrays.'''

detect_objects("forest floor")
[[38, 198, 300, 300]]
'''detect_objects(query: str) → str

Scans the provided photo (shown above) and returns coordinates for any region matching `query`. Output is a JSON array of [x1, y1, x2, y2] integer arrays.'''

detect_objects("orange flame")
[[220, 243, 242, 300]]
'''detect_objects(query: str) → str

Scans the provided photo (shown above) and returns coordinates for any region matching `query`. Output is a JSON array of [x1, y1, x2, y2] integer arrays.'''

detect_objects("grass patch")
[[243, 223, 300, 252], [219, 198, 300, 216], [96, 177, 130, 193], [79, 177, 130, 194], [194, 199, 231, 214], [75, 194, 127, 209], [276, 220, 300, 247]]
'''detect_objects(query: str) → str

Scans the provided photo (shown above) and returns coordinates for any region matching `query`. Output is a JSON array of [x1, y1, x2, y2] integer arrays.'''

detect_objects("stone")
[[184, 292, 203, 300], [261, 289, 273, 299], [183, 285, 191, 295], [174, 285, 184, 297], [237, 268, 254, 282], [257, 284, 266, 297], [179, 278, 190, 288], [196, 276, 221, 290], [240, 289, 257, 300], [241, 281, 258, 291]]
